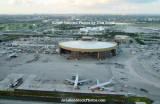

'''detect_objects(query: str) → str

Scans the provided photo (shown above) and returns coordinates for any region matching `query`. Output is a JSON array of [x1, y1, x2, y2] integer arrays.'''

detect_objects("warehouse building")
[[114, 35, 131, 44]]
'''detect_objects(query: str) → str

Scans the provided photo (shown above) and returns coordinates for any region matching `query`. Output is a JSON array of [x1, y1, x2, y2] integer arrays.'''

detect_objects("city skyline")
[[0, 0, 160, 14]]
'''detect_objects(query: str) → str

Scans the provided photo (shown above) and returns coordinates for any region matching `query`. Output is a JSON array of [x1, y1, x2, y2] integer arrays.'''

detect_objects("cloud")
[[0, 0, 159, 14], [44, 0, 159, 8], [43, 0, 97, 7], [5, 0, 160, 7], [126, 0, 159, 3], [7, 0, 36, 6], [121, 5, 139, 11]]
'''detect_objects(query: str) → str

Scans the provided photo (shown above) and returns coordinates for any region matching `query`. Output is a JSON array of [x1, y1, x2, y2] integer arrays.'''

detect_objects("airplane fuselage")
[[89, 80, 112, 90], [74, 75, 79, 88]]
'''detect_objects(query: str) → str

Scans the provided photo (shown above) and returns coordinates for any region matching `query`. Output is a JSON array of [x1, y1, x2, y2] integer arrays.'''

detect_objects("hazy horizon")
[[0, 0, 160, 15], [1, 13, 160, 15]]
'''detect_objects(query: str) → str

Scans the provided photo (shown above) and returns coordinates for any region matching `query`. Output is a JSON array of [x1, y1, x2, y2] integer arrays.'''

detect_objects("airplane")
[[11, 78, 23, 88], [89, 77, 115, 91], [7, 53, 18, 58], [65, 74, 89, 89]]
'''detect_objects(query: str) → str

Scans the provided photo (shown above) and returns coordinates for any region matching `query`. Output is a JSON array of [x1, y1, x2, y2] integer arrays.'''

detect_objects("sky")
[[0, 0, 160, 14]]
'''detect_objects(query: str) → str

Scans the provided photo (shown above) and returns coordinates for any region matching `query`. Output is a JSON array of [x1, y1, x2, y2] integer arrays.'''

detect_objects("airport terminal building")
[[59, 38, 118, 60]]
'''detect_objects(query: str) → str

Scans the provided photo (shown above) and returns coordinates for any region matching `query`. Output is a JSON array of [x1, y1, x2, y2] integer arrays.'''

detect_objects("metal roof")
[[59, 41, 117, 52]]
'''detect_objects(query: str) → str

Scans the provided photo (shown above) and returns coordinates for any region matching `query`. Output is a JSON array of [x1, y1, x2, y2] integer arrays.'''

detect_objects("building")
[[81, 36, 94, 41], [114, 35, 131, 44], [59, 40, 117, 60]]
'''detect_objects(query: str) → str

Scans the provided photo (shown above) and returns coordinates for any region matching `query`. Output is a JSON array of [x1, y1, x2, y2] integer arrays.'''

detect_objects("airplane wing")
[[89, 77, 115, 90], [78, 79, 90, 83], [100, 86, 113, 91], [65, 79, 74, 83]]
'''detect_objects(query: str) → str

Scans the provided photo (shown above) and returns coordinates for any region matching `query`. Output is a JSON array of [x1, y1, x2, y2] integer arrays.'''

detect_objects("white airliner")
[[65, 74, 89, 89], [7, 53, 18, 58], [89, 77, 114, 91]]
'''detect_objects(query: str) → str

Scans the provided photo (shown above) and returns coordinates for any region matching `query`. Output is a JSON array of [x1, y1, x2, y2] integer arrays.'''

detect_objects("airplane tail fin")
[[111, 77, 114, 81], [110, 77, 117, 84]]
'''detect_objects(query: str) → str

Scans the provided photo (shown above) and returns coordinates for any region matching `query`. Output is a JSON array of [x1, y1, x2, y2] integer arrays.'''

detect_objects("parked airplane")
[[11, 78, 23, 88], [65, 74, 89, 89], [89, 77, 114, 91], [8, 53, 18, 58]]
